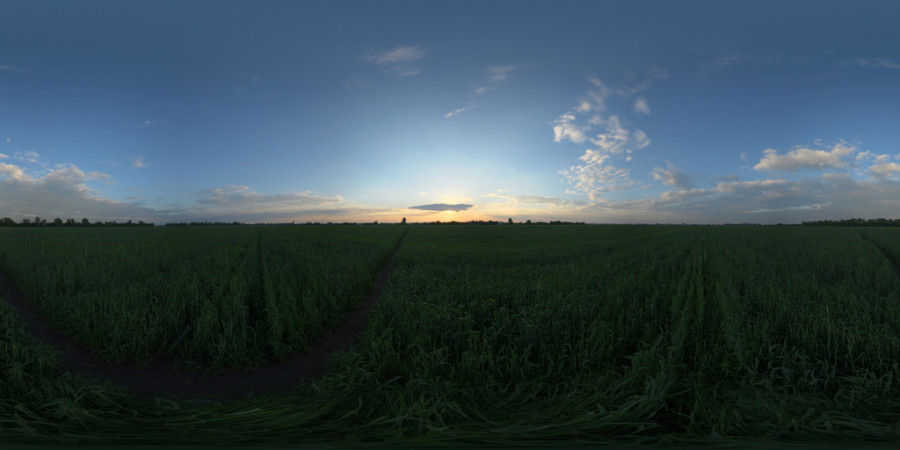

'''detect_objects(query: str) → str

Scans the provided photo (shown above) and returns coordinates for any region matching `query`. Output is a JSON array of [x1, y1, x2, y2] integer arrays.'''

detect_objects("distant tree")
[[34, 216, 44, 227], [81, 218, 90, 226], [53, 218, 64, 227], [401, 217, 407, 225], [0, 217, 16, 227], [508, 218, 513, 225], [526, 219, 532, 225], [21, 218, 31, 226], [65, 218, 76, 226]]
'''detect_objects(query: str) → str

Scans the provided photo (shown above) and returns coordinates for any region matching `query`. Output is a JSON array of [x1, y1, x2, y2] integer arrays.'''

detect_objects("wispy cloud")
[[363, 45, 426, 77], [487, 65, 516, 81], [130, 157, 148, 168], [842, 57, 900, 70], [444, 107, 465, 118], [364, 45, 426, 64], [4, 138, 10, 144], [652, 162, 695, 189], [192, 185, 343, 212], [13, 150, 43, 165], [633, 97, 650, 115], [0, 62, 30, 74], [0, 153, 7, 159], [754, 141, 856, 171], [408, 203, 473, 212], [484, 193, 569, 206]]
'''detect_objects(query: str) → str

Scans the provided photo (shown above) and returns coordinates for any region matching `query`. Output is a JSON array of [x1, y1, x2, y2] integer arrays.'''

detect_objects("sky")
[[2, 0, 900, 224]]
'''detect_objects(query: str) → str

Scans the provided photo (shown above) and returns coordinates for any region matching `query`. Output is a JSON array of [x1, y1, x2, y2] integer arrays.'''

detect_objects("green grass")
[[2, 224, 900, 446], [0, 225, 405, 369]]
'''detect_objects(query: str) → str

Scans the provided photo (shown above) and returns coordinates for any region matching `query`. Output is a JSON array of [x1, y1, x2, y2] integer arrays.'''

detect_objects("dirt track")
[[0, 231, 406, 401]]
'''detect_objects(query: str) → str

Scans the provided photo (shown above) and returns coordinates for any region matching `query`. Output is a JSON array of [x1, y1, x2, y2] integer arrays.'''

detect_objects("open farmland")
[[1, 225, 900, 446], [0, 225, 406, 370]]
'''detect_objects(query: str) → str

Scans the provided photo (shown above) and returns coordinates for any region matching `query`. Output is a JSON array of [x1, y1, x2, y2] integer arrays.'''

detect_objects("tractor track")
[[0, 230, 407, 401]]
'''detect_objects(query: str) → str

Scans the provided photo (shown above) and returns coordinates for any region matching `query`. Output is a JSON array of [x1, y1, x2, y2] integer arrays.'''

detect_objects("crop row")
[[0, 225, 405, 369]]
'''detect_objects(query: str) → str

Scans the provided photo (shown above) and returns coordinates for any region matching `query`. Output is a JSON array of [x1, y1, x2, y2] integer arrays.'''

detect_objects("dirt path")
[[860, 230, 900, 278], [0, 230, 407, 401]]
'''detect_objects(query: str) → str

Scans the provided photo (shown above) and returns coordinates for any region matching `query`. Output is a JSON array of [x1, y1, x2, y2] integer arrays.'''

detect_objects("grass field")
[[1, 224, 899, 447]]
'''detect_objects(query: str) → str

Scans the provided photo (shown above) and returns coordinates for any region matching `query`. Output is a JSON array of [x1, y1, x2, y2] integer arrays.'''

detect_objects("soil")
[[0, 231, 407, 401]]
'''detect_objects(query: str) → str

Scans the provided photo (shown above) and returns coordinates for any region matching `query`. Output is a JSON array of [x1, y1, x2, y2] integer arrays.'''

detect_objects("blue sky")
[[2, 0, 900, 224]]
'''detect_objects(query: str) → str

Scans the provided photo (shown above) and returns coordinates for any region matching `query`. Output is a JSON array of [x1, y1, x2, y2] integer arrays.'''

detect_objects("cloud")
[[445, 107, 465, 118], [5, 138, 10, 144], [473, 86, 491, 95], [137, 120, 155, 127], [552, 114, 587, 144], [364, 45, 426, 64], [0, 161, 165, 221], [870, 162, 900, 178], [0, 62, 30, 74], [130, 157, 148, 168], [553, 73, 665, 200], [363, 45, 426, 77], [408, 203, 473, 212], [487, 66, 516, 81], [843, 57, 900, 70], [14, 150, 42, 165], [192, 185, 343, 211], [754, 142, 856, 171], [698, 53, 748, 73], [0, 153, 7, 159], [484, 193, 569, 206], [652, 162, 695, 189], [87, 171, 112, 181], [633, 97, 650, 115]]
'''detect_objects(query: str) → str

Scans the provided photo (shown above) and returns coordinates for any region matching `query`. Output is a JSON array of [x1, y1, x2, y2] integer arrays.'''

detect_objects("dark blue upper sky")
[[2, 0, 900, 223]]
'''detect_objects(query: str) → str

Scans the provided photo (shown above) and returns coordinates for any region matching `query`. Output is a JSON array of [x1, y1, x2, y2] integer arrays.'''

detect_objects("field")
[[1, 224, 900, 447]]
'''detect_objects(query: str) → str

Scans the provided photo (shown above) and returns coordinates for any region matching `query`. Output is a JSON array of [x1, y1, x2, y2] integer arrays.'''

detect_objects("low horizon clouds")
[[409, 203, 473, 212]]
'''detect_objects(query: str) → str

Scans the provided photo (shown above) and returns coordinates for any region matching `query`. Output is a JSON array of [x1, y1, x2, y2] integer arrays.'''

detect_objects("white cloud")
[[0, 161, 164, 221], [552, 114, 587, 144], [484, 193, 569, 206], [192, 185, 344, 212], [137, 120, 155, 127], [130, 157, 148, 168], [870, 162, 900, 178], [574, 174, 900, 224], [5, 138, 10, 144], [14, 150, 42, 165], [0, 153, 7, 159], [0, 162, 31, 181], [552, 73, 665, 200], [754, 142, 856, 171], [87, 171, 112, 181], [445, 107, 465, 118], [652, 162, 695, 189], [473, 86, 491, 95], [363, 45, 426, 77], [364, 45, 426, 65], [487, 66, 516, 81], [844, 57, 900, 70], [634, 97, 650, 115]]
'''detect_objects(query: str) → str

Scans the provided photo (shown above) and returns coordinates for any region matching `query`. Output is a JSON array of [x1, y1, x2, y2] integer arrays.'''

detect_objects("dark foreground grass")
[[2, 225, 900, 447]]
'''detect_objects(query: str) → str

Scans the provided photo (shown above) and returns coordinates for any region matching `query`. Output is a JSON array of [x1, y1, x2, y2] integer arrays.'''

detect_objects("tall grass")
[[0, 225, 404, 369], [2, 225, 900, 445]]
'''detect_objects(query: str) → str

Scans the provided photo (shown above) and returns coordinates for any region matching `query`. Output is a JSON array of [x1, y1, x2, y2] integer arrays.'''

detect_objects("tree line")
[[801, 218, 900, 227], [0, 217, 153, 227]]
